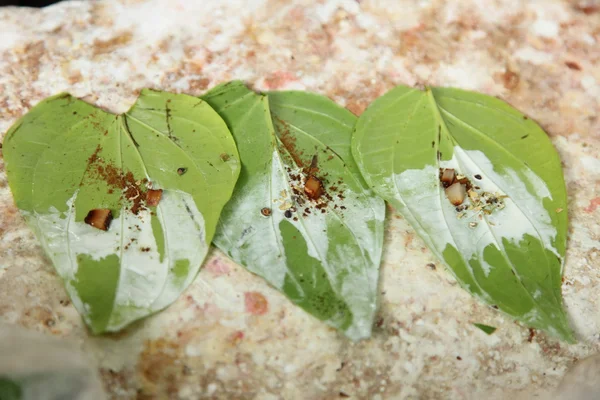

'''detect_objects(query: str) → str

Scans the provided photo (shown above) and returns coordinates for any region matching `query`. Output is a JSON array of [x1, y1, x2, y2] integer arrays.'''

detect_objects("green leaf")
[[3, 90, 240, 333], [0, 378, 22, 400], [202, 81, 385, 340], [352, 85, 573, 342], [473, 323, 497, 335]]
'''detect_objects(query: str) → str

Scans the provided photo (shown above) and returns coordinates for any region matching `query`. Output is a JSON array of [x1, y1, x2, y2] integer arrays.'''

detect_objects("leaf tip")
[[473, 323, 497, 335]]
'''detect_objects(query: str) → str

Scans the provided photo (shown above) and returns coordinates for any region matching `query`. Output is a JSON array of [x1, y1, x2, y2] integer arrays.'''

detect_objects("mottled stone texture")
[[0, 0, 599, 399]]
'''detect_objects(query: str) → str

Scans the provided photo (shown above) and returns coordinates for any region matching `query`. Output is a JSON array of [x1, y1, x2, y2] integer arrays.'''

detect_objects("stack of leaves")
[[1, 81, 573, 342]]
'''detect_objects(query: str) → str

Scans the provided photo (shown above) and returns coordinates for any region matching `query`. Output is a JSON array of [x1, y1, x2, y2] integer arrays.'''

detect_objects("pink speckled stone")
[[0, 1, 599, 399]]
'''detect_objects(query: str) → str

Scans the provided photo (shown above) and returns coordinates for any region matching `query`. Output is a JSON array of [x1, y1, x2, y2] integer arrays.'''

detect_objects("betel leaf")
[[202, 81, 385, 340], [3, 90, 240, 333], [352, 85, 574, 341]]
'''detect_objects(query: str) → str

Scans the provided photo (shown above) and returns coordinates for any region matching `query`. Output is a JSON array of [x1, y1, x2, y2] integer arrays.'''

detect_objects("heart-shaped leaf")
[[352, 85, 573, 341], [202, 81, 385, 340], [3, 90, 240, 333]]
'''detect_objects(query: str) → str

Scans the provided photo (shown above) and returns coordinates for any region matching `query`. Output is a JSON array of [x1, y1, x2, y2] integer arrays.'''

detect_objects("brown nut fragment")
[[146, 189, 163, 207], [84, 209, 113, 231], [304, 175, 324, 200], [456, 176, 469, 185], [445, 182, 467, 206], [440, 168, 455, 187]]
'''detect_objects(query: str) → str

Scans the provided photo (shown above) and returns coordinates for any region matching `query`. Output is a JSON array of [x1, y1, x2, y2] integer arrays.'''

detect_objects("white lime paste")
[[390, 145, 558, 281], [214, 149, 384, 340], [27, 189, 207, 331]]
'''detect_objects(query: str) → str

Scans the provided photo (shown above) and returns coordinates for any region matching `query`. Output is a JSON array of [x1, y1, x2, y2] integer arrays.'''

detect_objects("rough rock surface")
[[0, 0, 599, 399]]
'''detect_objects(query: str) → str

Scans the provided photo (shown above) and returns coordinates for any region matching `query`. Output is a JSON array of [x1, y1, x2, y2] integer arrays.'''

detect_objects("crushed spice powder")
[[439, 168, 507, 220], [87, 145, 150, 214], [274, 119, 355, 219]]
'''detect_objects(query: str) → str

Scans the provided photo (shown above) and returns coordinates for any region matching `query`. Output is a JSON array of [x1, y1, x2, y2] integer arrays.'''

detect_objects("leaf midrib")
[[273, 119, 377, 300], [426, 89, 489, 299], [124, 113, 210, 184]]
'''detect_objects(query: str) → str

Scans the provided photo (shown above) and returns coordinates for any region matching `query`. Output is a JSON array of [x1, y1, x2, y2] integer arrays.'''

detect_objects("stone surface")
[[0, 0, 599, 399]]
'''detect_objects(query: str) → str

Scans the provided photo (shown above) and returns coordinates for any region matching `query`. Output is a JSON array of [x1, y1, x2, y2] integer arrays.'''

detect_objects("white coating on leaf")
[[390, 146, 558, 279], [26, 190, 207, 331], [274, 149, 384, 340], [213, 151, 290, 289], [150, 191, 207, 309], [215, 149, 384, 340], [452, 147, 557, 255]]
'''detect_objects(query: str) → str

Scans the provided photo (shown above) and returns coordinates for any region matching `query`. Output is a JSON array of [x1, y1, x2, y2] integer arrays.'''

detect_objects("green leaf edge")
[[473, 323, 497, 335]]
